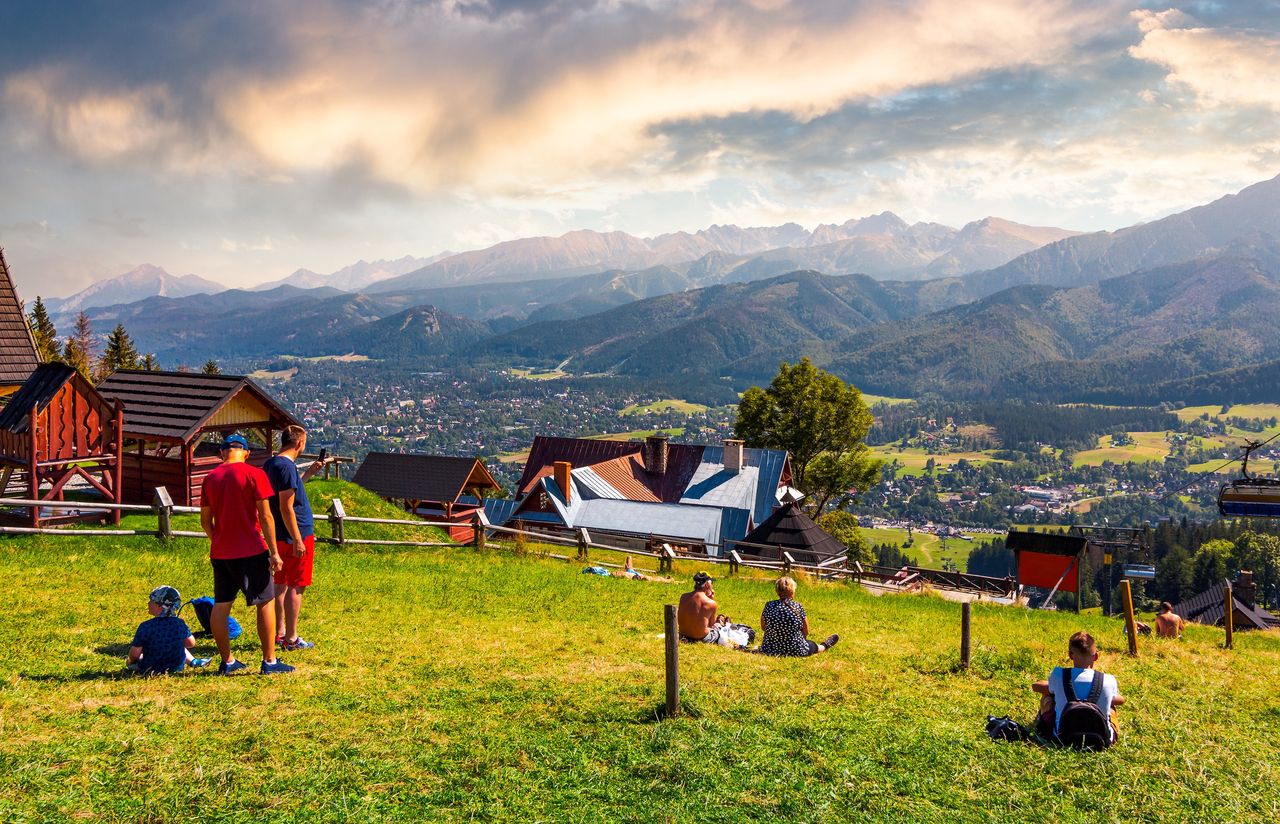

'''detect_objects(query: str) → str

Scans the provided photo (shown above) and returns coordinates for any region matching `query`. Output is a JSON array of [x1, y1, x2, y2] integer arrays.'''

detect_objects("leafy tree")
[[97, 323, 140, 377], [815, 510, 874, 565], [27, 296, 60, 362], [1192, 538, 1233, 593], [1154, 543, 1194, 605], [201, 359, 221, 375], [62, 311, 95, 379], [1233, 532, 1280, 608], [735, 358, 880, 512]]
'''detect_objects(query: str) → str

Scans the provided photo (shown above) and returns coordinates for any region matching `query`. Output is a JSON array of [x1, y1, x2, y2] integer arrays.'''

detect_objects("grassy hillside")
[[2, 482, 1279, 821]]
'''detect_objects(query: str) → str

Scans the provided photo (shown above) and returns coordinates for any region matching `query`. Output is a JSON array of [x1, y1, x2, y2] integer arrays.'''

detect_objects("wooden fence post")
[[577, 528, 589, 562], [1121, 579, 1138, 657], [664, 604, 680, 718], [329, 498, 346, 546], [960, 601, 971, 670], [1224, 580, 1234, 650], [660, 544, 675, 572], [729, 550, 742, 575], [782, 550, 794, 574], [153, 486, 174, 542], [472, 513, 484, 550]]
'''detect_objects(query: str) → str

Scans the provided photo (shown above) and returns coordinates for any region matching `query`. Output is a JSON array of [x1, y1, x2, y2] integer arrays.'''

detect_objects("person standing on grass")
[[265, 424, 330, 652], [200, 432, 294, 676], [759, 576, 838, 657]]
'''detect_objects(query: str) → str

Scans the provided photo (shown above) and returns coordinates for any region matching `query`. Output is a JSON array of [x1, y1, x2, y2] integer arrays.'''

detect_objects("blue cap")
[[220, 433, 250, 450], [149, 585, 182, 617]]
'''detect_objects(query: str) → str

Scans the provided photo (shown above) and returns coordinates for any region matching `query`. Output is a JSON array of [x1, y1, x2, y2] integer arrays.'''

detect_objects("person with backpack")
[[1031, 631, 1125, 749], [200, 433, 294, 676]]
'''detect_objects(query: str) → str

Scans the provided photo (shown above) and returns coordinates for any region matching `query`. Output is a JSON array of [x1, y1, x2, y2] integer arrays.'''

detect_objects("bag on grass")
[[184, 597, 243, 640], [1054, 669, 1111, 751], [985, 715, 1029, 742]]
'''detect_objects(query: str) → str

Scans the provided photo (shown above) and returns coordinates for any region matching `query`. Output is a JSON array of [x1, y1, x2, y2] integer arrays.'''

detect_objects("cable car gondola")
[[1218, 441, 1280, 518]]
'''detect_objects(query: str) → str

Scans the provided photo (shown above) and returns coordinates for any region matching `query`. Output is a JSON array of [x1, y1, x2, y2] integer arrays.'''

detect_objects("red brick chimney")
[[1236, 570, 1257, 609], [553, 461, 572, 504]]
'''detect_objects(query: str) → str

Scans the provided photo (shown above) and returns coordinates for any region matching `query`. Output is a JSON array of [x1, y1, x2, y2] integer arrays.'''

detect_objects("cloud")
[[1130, 10, 1280, 110]]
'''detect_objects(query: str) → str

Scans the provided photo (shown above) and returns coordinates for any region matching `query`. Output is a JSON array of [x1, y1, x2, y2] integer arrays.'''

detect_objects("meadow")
[[859, 526, 1002, 569], [1, 482, 1278, 822]]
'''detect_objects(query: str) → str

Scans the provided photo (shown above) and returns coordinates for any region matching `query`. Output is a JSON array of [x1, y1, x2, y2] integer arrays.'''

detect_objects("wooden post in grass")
[[329, 498, 346, 546], [782, 549, 793, 574], [152, 486, 173, 542], [577, 528, 589, 562], [960, 601, 971, 670], [1121, 579, 1138, 657], [472, 513, 484, 550], [664, 604, 680, 718], [1224, 580, 1234, 650], [729, 550, 742, 575]]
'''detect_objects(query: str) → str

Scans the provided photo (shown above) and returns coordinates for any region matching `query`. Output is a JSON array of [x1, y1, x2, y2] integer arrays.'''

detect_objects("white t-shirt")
[[1048, 666, 1119, 741]]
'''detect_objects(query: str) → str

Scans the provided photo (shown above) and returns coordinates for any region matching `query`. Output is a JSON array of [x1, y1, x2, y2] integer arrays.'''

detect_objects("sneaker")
[[189, 657, 213, 668], [260, 659, 296, 675], [275, 636, 285, 649], [282, 637, 315, 651], [218, 659, 248, 676], [821, 634, 840, 650]]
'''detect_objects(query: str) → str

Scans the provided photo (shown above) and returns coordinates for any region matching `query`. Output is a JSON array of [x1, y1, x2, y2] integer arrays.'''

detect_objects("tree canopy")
[[734, 357, 881, 512], [27, 296, 60, 363], [98, 323, 140, 377]]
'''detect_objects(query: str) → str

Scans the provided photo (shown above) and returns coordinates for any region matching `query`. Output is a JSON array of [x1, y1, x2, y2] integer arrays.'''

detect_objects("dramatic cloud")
[[1, 1, 1279, 293]]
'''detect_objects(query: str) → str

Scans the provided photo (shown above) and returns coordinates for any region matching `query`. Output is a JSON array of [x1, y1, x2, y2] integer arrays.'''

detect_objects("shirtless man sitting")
[[1155, 601, 1186, 638], [677, 572, 731, 645]]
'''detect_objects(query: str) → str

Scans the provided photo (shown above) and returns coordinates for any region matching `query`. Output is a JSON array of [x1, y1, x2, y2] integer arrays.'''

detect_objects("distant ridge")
[[48, 264, 224, 314]]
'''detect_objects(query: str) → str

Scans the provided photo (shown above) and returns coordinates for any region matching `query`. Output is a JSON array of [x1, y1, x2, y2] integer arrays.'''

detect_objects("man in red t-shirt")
[[200, 433, 295, 675]]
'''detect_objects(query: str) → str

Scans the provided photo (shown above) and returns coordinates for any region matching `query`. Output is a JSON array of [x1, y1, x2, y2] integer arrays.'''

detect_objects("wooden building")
[[0, 363, 123, 525], [737, 501, 845, 566], [96, 369, 300, 506], [1172, 571, 1280, 631], [0, 248, 41, 397], [352, 452, 502, 541]]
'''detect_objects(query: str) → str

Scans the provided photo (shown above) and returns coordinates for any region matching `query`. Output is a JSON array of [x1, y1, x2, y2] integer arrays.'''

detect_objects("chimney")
[[644, 435, 668, 476], [553, 461, 572, 504], [1235, 570, 1256, 609], [724, 439, 745, 474]]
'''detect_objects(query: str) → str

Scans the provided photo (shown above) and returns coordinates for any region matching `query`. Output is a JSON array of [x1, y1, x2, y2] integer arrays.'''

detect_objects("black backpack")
[[1055, 668, 1111, 750]]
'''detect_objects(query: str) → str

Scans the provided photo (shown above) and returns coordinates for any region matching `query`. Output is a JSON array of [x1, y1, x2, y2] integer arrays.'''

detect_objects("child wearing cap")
[[127, 586, 209, 674]]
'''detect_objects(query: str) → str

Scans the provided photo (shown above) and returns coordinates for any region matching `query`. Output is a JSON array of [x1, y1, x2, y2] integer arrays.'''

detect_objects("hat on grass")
[[220, 432, 250, 451], [149, 585, 182, 618]]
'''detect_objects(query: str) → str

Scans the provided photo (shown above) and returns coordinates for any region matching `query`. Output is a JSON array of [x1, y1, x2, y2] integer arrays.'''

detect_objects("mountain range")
[[52, 172, 1280, 405], [46, 265, 224, 315]]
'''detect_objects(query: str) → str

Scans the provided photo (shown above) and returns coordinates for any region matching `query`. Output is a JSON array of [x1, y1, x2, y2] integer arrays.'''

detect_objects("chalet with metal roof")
[[496, 435, 792, 553], [352, 452, 502, 541], [0, 248, 41, 395], [0, 363, 123, 525], [1172, 571, 1280, 631], [97, 369, 300, 506]]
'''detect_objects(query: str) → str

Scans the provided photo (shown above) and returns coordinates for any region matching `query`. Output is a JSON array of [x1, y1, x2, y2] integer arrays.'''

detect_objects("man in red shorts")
[[201, 432, 294, 675], [265, 424, 330, 652]]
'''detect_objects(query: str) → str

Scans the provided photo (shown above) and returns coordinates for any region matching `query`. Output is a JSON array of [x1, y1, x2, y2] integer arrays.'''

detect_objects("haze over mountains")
[[52, 173, 1280, 405]]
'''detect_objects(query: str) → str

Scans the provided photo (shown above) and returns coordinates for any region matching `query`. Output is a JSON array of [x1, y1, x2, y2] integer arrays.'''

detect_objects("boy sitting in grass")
[[1031, 631, 1125, 747], [126, 586, 210, 674]]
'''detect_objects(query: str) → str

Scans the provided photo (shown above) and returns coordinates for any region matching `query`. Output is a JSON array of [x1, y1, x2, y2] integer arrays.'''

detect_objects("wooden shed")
[[96, 369, 300, 506], [352, 452, 502, 541], [0, 247, 41, 396], [0, 363, 123, 525]]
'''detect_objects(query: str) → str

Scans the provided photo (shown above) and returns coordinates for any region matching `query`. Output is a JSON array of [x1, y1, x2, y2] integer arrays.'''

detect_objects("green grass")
[[1072, 432, 1171, 467], [860, 526, 1002, 569], [620, 399, 709, 416], [872, 445, 1005, 476], [3, 482, 1280, 821]]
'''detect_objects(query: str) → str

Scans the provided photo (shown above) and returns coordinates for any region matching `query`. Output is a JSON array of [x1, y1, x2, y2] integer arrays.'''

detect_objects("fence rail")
[[0, 489, 1017, 597]]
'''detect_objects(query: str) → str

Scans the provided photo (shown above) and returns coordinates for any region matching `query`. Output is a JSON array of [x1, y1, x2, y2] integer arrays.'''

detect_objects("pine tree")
[[201, 359, 221, 375], [141, 353, 160, 371], [27, 296, 60, 363], [98, 323, 140, 377], [63, 311, 96, 379]]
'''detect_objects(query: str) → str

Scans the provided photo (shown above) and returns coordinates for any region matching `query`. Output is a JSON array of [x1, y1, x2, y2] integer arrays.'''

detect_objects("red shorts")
[[274, 535, 315, 588]]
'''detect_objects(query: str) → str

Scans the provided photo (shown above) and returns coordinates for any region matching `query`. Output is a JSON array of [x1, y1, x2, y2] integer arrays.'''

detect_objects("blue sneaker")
[[218, 659, 247, 676], [260, 659, 296, 675], [189, 657, 213, 668], [282, 637, 315, 651]]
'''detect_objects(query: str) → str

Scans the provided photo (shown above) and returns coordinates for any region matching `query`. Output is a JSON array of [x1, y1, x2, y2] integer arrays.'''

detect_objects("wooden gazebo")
[[97, 369, 299, 506], [352, 453, 503, 541], [0, 363, 123, 525], [0, 247, 40, 397]]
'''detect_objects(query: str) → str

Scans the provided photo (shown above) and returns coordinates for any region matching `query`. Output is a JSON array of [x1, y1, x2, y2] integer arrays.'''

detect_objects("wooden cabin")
[[352, 453, 502, 542], [96, 369, 300, 506], [0, 363, 123, 525], [0, 248, 41, 397]]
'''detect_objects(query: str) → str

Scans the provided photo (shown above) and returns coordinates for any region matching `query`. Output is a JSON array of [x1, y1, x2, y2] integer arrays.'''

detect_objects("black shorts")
[[212, 553, 275, 606]]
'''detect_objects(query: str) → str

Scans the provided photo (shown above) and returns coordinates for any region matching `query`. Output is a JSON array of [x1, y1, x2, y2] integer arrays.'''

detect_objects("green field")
[[862, 393, 914, 406], [1072, 432, 1171, 467], [3, 481, 1279, 821], [872, 445, 1005, 477], [860, 526, 1003, 569], [620, 399, 709, 416], [585, 428, 686, 441]]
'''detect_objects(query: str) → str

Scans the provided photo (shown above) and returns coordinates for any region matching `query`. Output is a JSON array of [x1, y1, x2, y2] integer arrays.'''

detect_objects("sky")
[[2, 0, 1280, 296]]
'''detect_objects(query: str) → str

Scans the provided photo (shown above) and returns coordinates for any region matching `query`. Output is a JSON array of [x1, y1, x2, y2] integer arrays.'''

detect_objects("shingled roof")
[[0, 248, 41, 387], [517, 436, 704, 502], [739, 501, 846, 565], [0, 363, 80, 433], [353, 453, 501, 503], [97, 369, 298, 442], [1172, 579, 1280, 631]]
